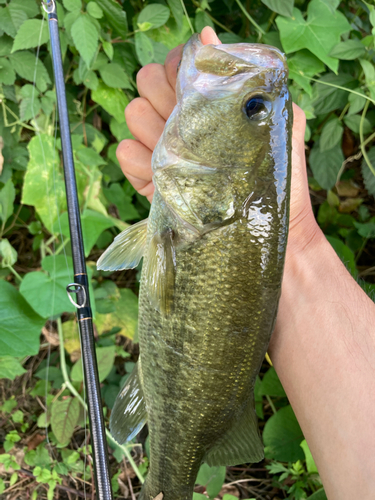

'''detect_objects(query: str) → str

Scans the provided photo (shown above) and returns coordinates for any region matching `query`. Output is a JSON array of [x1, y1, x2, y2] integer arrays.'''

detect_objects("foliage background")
[[0, 0, 374, 498]]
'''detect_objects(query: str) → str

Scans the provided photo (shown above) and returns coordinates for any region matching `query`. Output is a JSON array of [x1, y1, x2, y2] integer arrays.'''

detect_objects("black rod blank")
[[43, 1, 113, 498]]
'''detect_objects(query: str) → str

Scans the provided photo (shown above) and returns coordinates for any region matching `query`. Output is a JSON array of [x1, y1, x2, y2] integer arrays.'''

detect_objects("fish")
[[97, 34, 292, 500]]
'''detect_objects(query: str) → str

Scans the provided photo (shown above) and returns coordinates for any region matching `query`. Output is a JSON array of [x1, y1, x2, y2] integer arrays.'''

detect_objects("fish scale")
[[98, 33, 292, 500]]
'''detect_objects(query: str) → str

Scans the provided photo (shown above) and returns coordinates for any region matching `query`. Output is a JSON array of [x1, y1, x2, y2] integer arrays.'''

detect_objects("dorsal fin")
[[97, 218, 148, 271], [145, 229, 175, 315]]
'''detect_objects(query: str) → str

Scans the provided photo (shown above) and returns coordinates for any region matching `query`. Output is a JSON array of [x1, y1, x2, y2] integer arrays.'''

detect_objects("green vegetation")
[[0, 0, 374, 498]]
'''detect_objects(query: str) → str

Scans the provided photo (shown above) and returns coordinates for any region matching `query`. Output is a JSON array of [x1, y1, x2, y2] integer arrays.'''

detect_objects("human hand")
[[116, 26, 322, 259]]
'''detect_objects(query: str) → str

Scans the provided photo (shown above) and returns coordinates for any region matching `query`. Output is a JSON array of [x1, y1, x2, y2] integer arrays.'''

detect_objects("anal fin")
[[110, 361, 147, 444], [97, 218, 148, 271], [204, 396, 264, 466]]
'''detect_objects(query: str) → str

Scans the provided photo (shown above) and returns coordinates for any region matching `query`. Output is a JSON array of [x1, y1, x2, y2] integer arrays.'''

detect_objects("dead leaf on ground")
[[336, 180, 360, 197]]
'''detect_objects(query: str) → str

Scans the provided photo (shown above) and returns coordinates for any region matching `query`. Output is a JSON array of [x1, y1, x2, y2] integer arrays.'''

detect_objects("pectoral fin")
[[145, 229, 175, 315], [204, 396, 264, 466], [110, 361, 147, 444], [97, 218, 148, 271]]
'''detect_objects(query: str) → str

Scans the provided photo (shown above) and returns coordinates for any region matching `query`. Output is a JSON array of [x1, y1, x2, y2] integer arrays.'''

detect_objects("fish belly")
[[138, 205, 284, 500]]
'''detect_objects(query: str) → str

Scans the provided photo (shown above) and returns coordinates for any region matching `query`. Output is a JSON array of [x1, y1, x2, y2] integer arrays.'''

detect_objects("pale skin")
[[116, 26, 375, 500]]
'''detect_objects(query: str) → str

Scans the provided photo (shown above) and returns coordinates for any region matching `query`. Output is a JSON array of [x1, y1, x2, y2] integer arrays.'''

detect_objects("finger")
[[116, 139, 155, 201], [137, 63, 177, 121], [125, 97, 166, 151], [200, 26, 221, 45], [165, 44, 184, 90]]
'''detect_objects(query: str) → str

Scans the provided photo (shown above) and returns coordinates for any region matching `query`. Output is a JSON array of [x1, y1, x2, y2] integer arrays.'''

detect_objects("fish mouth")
[[176, 35, 288, 100]]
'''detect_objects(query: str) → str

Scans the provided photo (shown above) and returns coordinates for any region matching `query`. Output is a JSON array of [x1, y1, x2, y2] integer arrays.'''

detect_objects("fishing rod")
[[42, 1, 113, 498]]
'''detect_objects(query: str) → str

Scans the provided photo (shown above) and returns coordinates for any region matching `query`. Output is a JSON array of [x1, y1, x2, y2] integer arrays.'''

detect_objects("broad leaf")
[[62, 0, 81, 11], [10, 51, 51, 93], [103, 183, 140, 221], [138, 4, 170, 30], [91, 82, 129, 123], [0, 239, 17, 267], [361, 147, 375, 198], [288, 50, 325, 95], [329, 40, 366, 60], [260, 367, 286, 397], [276, 0, 351, 73], [261, 0, 294, 17], [309, 142, 344, 190], [0, 58, 16, 85], [195, 11, 215, 33], [20, 255, 76, 318], [99, 63, 132, 89], [0, 281, 44, 357], [344, 115, 372, 135], [51, 397, 80, 444], [196, 463, 226, 499], [307, 489, 327, 500], [0, 6, 27, 38], [167, 0, 184, 30], [71, 345, 116, 383], [95, 288, 138, 340], [135, 32, 154, 67], [71, 14, 99, 69], [22, 135, 66, 233], [0, 357, 26, 380], [0, 179, 15, 222], [87, 2, 103, 19], [11, 19, 49, 52], [347, 89, 366, 116], [320, 117, 343, 152], [95, 0, 127, 38], [312, 73, 356, 115], [263, 405, 304, 462]]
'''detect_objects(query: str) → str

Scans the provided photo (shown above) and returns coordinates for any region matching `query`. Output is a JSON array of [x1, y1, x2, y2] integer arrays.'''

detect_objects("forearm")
[[270, 229, 375, 499]]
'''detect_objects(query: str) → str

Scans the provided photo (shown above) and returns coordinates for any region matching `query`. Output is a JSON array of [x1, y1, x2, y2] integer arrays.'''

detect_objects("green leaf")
[[99, 63, 132, 89], [320, 117, 343, 152], [71, 14, 99, 69], [354, 221, 375, 239], [361, 147, 375, 198], [288, 50, 325, 96], [347, 89, 366, 116], [329, 40, 366, 60], [95, 288, 138, 340], [195, 10, 215, 33], [0, 35, 13, 57], [312, 73, 356, 115], [146, 17, 191, 50], [138, 4, 170, 31], [71, 345, 116, 383], [94, 0, 127, 38], [196, 463, 226, 499], [91, 82, 129, 123], [326, 236, 357, 277], [0, 179, 15, 223], [276, 0, 351, 73], [76, 147, 105, 167], [260, 367, 286, 397], [11, 19, 49, 53], [102, 39, 113, 60], [10, 51, 51, 92], [87, 1, 103, 18], [263, 405, 304, 462], [22, 135, 66, 233], [261, 0, 294, 17], [0, 281, 44, 357], [309, 142, 344, 190], [51, 397, 80, 444], [135, 32, 154, 67], [0, 357, 26, 380], [81, 209, 116, 255], [0, 239, 17, 267], [20, 255, 76, 318], [344, 115, 372, 135], [359, 59, 375, 101], [307, 489, 327, 500], [166, 0, 184, 30], [103, 183, 140, 221], [35, 366, 64, 389], [63, 0, 81, 11], [0, 58, 15, 85], [11, 0, 40, 19], [300, 439, 318, 474], [0, 5, 27, 38], [325, 0, 339, 13]]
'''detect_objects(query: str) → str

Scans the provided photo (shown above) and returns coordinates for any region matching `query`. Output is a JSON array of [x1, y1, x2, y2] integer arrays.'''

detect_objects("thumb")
[[200, 26, 221, 45]]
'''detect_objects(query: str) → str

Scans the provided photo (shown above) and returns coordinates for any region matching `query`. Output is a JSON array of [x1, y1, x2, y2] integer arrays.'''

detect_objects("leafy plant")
[[1, 0, 375, 497]]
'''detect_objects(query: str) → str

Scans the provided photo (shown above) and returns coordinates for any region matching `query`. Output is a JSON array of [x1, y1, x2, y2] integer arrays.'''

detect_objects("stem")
[[179, 0, 194, 34], [300, 76, 375, 105], [8, 265, 22, 282], [338, 102, 350, 121], [359, 100, 375, 177], [233, 0, 265, 35], [56, 318, 145, 484], [205, 11, 235, 34], [54, 237, 70, 255], [265, 394, 277, 415]]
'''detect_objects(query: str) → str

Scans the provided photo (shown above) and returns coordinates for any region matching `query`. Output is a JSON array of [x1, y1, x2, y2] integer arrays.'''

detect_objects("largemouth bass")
[[98, 34, 292, 500]]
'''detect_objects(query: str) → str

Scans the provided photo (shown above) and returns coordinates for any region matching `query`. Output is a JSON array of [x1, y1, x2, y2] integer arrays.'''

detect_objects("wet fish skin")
[[101, 34, 292, 500]]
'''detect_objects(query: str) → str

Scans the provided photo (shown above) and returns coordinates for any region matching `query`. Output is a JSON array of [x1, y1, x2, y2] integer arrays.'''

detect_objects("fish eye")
[[244, 95, 271, 120]]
